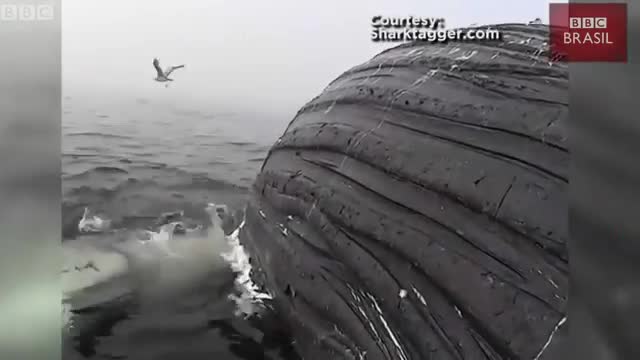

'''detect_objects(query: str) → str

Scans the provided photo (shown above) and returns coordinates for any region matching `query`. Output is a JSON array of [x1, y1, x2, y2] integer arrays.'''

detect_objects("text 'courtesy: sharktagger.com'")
[[371, 16, 503, 43]]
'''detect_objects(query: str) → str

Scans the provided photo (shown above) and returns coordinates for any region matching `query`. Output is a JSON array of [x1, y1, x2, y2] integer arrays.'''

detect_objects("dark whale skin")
[[241, 24, 568, 360]]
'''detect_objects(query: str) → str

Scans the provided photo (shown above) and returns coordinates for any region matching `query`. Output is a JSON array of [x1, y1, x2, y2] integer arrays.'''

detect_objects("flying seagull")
[[153, 58, 185, 87]]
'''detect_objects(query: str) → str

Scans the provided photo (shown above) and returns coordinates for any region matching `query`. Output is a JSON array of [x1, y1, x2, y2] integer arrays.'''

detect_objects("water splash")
[[78, 207, 111, 233], [62, 202, 234, 329], [219, 207, 272, 318]]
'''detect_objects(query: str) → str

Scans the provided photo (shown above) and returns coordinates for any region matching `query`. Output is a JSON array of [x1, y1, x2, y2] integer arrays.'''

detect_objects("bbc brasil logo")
[[549, 3, 626, 62], [0, 4, 54, 21], [569, 17, 607, 29], [564, 16, 613, 45]]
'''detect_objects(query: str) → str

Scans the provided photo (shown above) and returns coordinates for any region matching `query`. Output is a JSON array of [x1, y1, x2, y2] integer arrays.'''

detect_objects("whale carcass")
[[241, 24, 568, 359]]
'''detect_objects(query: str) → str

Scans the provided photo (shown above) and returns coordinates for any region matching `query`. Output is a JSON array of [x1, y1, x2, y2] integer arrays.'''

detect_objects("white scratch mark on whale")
[[366, 293, 409, 360], [412, 286, 428, 307], [534, 316, 566, 360]]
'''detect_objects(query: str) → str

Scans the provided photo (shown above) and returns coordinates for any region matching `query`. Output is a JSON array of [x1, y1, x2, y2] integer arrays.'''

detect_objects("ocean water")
[[61, 93, 297, 359]]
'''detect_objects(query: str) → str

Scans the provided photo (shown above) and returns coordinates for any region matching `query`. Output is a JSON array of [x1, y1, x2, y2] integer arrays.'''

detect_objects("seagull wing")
[[164, 64, 185, 77], [153, 58, 164, 77]]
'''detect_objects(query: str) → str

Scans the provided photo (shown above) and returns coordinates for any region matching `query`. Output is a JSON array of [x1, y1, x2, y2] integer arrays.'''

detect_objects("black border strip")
[[0, 1, 61, 359], [568, 0, 639, 359]]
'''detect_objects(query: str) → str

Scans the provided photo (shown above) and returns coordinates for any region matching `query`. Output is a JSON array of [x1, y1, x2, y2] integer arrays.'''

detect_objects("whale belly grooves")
[[241, 24, 568, 359]]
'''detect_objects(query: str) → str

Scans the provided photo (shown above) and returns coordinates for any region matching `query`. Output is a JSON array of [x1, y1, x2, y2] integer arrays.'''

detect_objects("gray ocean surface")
[[61, 92, 298, 360]]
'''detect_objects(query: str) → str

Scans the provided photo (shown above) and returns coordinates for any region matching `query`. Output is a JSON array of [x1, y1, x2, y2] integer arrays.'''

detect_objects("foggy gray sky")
[[62, 0, 563, 117]]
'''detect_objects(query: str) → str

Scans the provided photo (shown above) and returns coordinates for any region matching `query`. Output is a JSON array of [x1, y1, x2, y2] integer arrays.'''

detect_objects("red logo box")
[[549, 3, 627, 62]]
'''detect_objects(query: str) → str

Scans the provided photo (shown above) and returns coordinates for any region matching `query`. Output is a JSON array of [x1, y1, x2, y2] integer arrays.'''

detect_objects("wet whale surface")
[[241, 24, 568, 359]]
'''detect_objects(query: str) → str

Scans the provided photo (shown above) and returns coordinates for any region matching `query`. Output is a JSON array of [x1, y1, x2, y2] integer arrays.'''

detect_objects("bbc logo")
[[0, 4, 54, 21], [569, 17, 607, 29]]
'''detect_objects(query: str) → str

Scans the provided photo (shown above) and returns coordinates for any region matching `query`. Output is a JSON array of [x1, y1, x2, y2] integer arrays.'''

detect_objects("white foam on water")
[[62, 241, 129, 297], [78, 207, 111, 233], [219, 205, 272, 318], [63, 202, 280, 328], [62, 204, 234, 328]]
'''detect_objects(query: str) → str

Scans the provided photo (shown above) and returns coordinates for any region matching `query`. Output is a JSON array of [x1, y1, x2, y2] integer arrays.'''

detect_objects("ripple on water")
[[66, 132, 134, 140]]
